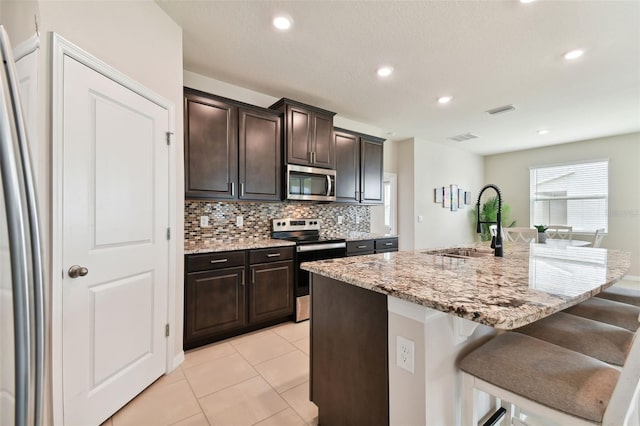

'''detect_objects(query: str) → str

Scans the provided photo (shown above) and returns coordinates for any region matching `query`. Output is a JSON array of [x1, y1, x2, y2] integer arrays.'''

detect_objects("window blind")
[[530, 160, 608, 232]]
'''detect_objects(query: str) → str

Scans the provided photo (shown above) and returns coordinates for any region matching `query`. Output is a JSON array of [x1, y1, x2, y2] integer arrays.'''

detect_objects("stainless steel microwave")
[[286, 164, 336, 202]]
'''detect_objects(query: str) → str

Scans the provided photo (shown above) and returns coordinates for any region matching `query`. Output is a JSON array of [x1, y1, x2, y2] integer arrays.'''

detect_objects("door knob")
[[68, 265, 88, 278]]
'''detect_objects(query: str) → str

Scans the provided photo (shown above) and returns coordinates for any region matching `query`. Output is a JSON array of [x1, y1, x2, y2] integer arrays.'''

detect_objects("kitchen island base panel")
[[310, 274, 389, 426], [388, 297, 497, 426], [310, 273, 499, 426]]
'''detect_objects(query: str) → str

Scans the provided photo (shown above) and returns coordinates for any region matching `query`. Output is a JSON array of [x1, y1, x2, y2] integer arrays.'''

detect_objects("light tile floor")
[[101, 321, 317, 426]]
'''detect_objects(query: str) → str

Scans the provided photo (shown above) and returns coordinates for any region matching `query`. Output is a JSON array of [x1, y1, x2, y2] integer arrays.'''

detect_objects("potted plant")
[[470, 196, 516, 241], [534, 225, 548, 243]]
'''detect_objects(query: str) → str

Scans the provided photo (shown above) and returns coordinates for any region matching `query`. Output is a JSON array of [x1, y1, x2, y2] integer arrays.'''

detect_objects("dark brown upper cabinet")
[[184, 88, 282, 201], [238, 107, 282, 200], [270, 98, 336, 169], [360, 136, 385, 204], [184, 90, 237, 199], [334, 127, 385, 204]]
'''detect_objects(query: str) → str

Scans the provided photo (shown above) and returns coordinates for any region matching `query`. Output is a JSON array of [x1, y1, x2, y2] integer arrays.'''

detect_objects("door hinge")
[[166, 131, 173, 146], [165, 324, 170, 337], [166, 227, 171, 240]]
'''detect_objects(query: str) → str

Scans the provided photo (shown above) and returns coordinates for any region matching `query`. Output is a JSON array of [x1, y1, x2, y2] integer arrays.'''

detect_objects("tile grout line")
[[229, 328, 310, 420], [180, 366, 213, 426]]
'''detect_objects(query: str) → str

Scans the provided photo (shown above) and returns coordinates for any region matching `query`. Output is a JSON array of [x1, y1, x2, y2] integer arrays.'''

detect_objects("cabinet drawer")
[[249, 247, 294, 264], [186, 251, 246, 273], [375, 238, 398, 251], [347, 240, 374, 255]]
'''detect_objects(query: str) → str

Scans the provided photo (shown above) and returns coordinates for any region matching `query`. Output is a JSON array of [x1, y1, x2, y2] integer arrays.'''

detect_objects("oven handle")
[[297, 242, 346, 252]]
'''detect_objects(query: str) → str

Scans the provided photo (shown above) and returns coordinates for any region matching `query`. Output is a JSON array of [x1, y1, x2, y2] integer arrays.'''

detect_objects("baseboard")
[[171, 351, 185, 372], [623, 275, 640, 282]]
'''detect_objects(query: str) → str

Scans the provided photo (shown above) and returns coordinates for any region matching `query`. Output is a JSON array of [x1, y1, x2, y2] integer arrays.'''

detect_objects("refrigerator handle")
[[0, 25, 44, 426], [0, 43, 34, 426]]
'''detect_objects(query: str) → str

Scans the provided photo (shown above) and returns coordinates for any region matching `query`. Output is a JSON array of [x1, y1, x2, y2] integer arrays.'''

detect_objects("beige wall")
[[2, 2, 183, 423], [485, 132, 640, 276], [396, 138, 485, 250]]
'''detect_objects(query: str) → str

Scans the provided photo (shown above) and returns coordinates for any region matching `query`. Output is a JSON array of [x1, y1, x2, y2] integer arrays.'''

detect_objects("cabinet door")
[[286, 105, 313, 166], [184, 92, 237, 199], [249, 261, 294, 323], [360, 138, 384, 204], [239, 108, 282, 200], [312, 113, 335, 169], [184, 266, 246, 349], [334, 130, 360, 203]]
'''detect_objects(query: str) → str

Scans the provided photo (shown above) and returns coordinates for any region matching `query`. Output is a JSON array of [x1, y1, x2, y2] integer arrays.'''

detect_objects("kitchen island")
[[301, 242, 631, 426]]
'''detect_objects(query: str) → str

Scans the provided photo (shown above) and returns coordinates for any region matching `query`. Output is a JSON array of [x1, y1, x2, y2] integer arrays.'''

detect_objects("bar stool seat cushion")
[[459, 333, 620, 423], [563, 297, 640, 332], [596, 286, 640, 307], [515, 312, 633, 366]]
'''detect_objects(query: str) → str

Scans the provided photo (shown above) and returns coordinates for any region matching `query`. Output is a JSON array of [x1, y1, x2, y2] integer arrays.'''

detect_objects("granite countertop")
[[301, 242, 632, 330], [185, 238, 296, 254], [325, 232, 398, 242]]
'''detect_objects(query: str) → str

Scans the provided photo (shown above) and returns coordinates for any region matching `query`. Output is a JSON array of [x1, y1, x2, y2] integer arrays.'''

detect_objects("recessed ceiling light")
[[437, 96, 453, 104], [519, 0, 536, 3], [377, 66, 394, 78], [537, 129, 549, 135], [564, 49, 584, 60], [273, 15, 292, 31]]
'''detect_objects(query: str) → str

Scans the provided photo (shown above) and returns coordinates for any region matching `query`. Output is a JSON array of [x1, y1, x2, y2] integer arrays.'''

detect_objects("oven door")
[[287, 164, 336, 202], [295, 242, 346, 321]]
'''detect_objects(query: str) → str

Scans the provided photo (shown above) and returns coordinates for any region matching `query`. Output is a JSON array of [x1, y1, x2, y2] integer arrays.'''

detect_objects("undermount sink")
[[424, 247, 494, 258]]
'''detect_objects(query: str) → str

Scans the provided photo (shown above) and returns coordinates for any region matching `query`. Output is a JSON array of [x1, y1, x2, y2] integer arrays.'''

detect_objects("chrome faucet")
[[476, 184, 504, 257]]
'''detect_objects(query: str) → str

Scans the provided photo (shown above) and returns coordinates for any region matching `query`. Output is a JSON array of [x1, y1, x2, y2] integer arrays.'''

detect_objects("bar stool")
[[515, 312, 633, 366], [564, 297, 640, 332], [597, 286, 640, 307], [459, 331, 640, 425]]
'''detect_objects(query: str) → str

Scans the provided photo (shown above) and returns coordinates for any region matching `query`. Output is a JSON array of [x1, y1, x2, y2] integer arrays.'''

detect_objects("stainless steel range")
[[271, 218, 346, 321]]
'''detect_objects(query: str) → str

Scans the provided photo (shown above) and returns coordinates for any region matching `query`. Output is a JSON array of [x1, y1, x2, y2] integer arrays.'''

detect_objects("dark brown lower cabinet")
[[184, 247, 295, 350], [311, 274, 389, 425], [184, 266, 246, 350], [249, 260, 294, 323]]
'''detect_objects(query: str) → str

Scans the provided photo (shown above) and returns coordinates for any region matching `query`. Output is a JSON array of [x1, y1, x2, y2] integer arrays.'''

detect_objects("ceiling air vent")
[[448, 133, 479, 142], [486, 104, 516, 115]]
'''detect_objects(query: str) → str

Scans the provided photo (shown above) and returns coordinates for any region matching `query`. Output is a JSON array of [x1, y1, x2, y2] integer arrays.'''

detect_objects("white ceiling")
[[157, 0, 640, 156]]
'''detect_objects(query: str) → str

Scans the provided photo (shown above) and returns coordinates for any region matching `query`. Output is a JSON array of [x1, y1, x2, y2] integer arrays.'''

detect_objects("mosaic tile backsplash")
[[185, 201, 371, 245]]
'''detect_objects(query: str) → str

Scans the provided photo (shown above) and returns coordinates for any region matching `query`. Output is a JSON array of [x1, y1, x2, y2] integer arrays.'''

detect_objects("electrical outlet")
[[355, 215, 361, 224], [418, 215, 424, 223], [236, 215, 243, 227], [396, 336, 415, 373], [200, 216, 210, 228], [337, 216, 344, 225]]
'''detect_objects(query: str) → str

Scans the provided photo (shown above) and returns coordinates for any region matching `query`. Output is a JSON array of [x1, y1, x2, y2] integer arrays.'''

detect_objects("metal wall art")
[[434, 186, 472, 211]]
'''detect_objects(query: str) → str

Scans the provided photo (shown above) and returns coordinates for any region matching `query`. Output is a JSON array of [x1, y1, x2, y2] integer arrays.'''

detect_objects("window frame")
[[529, 159, 609, 233]]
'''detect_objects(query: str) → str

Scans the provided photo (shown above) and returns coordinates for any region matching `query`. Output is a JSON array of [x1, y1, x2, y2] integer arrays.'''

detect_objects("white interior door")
[[61, 55, 169, 425]]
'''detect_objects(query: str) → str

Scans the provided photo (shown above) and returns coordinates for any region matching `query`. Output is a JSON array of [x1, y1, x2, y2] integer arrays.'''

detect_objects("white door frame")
[[51, 33, 179, 425], [384, 172, 398, 235]]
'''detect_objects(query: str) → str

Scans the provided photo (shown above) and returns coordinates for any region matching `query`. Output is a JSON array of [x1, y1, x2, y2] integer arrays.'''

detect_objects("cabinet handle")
[[210, 259, 228, 264], [357, 245, 367, 249], [230, 182, 235, 196], [240, 183, 244, 197], [242, 270, 245, 286], [252, 269, 255, 284], [385, 242, 393, 246], [266, 253, 281, 258]]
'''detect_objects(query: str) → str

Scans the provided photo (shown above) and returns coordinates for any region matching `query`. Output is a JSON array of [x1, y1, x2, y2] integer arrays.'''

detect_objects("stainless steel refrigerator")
[[0, 24, 45, 426]]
